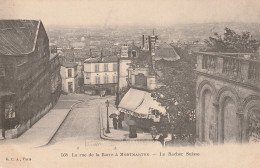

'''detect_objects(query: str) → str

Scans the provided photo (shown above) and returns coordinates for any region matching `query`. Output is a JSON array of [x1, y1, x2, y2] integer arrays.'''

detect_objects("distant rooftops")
[[84, 56, 118, 63], [0, 20, 42, 56], [155, 42, 180, 61], [61, 62, 78, 68]]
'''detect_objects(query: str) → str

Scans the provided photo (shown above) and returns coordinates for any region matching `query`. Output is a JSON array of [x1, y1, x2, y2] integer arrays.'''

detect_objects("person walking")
[[113, 117, 118, 129], [117, 113, 123, 129]]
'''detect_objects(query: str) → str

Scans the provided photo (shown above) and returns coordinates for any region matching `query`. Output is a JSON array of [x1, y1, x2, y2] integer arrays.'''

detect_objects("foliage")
[[152, 47, 196, 142], [205, 27, 259, 53], [130, 51, 152, 69]]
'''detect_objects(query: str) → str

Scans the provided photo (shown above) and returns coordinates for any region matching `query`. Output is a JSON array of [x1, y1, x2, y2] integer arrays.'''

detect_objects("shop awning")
[[118, 88, 146, 111], [135, 92, 166, 115], [118, 88, 166, 118]]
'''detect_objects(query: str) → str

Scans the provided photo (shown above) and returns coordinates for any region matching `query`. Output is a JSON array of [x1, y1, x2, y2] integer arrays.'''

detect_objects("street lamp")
[[105, 100, 110, 133]]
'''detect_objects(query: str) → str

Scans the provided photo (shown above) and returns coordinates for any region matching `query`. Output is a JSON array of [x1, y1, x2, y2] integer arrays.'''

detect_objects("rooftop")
[[61, 62, 78, 68], [154, 42, 180, 61], [84, 56, 118, 63], [0, 20, 41, 56]]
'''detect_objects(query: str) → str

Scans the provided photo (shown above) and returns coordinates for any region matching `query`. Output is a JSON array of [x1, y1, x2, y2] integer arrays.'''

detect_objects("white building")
[[60, 62, 78, 93], [118, 43, 140, 90], [84, 56, 118, 95]]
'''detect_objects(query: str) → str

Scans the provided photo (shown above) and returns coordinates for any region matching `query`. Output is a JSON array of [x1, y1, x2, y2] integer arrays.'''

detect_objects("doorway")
[[68, 82, 73, 93]]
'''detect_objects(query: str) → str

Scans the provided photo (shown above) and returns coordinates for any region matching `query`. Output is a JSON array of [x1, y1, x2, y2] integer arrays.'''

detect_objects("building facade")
[[84, 56, 118, 95], [76, 61, 84, 92], [60, 62, 78, 93], [118, 44, 131, 90], [49, 44, 62, 105], [0, 20, 53, 138], [128, 68, 157, 90], [195, 52, 260, 144], [118, 43, 141, 90]]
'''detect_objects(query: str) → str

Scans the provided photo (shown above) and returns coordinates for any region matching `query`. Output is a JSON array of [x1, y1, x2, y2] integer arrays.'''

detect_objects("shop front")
[[118, 88, 167, 131], [0, 92, 15, 139]]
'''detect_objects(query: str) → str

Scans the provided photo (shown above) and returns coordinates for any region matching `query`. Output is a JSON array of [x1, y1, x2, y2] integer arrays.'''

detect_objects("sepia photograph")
[[0, 0, 259, 167]]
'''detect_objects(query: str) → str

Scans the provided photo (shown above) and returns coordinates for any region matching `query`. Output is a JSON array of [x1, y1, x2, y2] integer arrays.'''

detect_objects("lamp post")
[[105, 100, 110, 133]]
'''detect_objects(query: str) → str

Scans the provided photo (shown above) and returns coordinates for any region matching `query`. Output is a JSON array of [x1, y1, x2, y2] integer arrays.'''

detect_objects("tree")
[[152, 47, 196, 144], [205, 27, 259, 53]]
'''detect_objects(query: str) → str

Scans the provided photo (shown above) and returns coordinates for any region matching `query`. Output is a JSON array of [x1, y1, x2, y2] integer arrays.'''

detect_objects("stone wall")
[[196, 74, 260, 144]]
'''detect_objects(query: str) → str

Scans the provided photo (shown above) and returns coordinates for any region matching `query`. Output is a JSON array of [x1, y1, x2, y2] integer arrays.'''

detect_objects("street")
[[49, 96, 102, 145], [0, 95, 258, 168], [47, 94, 161, 150]]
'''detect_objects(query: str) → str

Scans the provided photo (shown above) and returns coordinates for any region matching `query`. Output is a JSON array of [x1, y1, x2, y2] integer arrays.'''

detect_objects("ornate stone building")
[[49, 44, 62, 105], [195, 52, 260, 144]]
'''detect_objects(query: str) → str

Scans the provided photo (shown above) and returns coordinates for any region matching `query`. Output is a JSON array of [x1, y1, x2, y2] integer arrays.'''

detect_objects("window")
[[104, 64, 109, 72], [68, 82, 73, 93], [95, 64, 99, 72], [85, 73, 90, 79], [68, 69, 72, 77], [113, 63, 117, 72], [5, 102, 15, 119], [113, 76, 117, 83], [104, 75, 109, 84], [132, 51, 137, 57], [95, 76, 100, 84]]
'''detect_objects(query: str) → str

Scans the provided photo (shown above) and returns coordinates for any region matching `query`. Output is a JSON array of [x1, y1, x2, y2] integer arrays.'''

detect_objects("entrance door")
[[248, 109, 260, 143], [202, 90, 215, 143], [68, 82, 73, 93], [223, 97, 238, 143], [0, 98, 4, 138]]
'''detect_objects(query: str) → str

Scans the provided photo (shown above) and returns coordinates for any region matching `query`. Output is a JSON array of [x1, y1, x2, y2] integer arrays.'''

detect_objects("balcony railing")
[[197, 52, 260, 88]]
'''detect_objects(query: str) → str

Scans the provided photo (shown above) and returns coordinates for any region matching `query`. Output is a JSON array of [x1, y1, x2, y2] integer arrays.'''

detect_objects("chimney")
[[148, 36, 151, 53], [142, 35, 145, 49], [101, 48, 104, 61]]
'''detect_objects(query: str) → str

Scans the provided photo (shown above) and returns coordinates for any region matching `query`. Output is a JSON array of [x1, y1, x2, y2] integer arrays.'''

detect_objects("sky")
[[0, 0, 260, 26]]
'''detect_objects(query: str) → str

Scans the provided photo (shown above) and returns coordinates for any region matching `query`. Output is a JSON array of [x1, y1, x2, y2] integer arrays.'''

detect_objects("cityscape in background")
[[0, 0, 260, 167], [0, 20, 259, 147]]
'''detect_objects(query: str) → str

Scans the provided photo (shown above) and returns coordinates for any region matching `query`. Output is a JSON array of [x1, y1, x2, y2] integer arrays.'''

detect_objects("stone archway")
[[222, 97, 238, 143], [217, 88, 241, 144], [201, 89, 215, 143], [242, 96, 260, 143], [248, 108, 260, 143], [196, 80, 217, 143]]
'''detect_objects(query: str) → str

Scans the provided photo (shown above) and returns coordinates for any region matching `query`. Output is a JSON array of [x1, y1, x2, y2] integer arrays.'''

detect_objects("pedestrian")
[[158, 133, 165, 146], [117, 113, 123, 129], [113, 117, 118, 129]]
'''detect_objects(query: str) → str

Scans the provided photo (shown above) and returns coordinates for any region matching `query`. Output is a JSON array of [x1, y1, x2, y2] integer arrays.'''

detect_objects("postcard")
[[0, 0, 259, 167]]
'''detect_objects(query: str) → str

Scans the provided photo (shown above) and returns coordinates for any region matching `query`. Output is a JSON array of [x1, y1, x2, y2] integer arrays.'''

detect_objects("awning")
[[118, 88, 166, 118], [135, 92, 166, 115], [118, 88, 146, 111]]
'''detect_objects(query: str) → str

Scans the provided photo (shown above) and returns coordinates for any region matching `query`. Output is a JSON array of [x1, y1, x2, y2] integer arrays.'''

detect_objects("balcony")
[[196, 52, 260, 89]]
